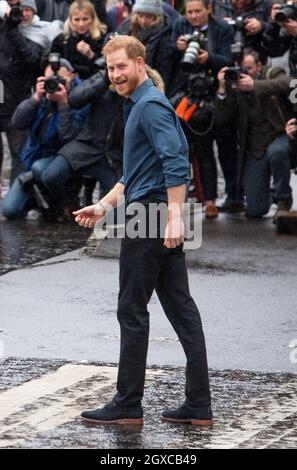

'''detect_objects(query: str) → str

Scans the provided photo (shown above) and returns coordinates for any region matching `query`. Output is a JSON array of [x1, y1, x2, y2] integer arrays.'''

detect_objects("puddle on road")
[[0, 217, 91, 276]]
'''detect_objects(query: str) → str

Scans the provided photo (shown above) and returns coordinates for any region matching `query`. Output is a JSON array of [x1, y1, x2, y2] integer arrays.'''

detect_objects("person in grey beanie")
[[118, 0, 174, 92]]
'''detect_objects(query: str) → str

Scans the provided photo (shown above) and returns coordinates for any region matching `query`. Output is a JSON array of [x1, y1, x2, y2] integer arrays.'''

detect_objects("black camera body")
[[181, 30, 207, 70], [18, 171, 54, 218], [44, 53, 66, 94], [1, 5, 23, 28], [275, 4, 297, 23], [224, 65, 248, 85]]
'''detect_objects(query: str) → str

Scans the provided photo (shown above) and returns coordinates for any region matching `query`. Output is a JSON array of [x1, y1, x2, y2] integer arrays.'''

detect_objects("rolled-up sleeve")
[[141, 101, 189, 188]]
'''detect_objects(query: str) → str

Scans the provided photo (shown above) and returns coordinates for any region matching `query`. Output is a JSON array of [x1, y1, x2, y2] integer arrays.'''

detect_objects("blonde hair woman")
[[51, 0, 107, 79]]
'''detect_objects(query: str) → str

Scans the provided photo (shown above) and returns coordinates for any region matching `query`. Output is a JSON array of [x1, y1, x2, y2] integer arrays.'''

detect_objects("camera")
[[181, 30, 207, 71], [0, 0, 23, 25], [44, 53, 66, 94], [18, 171, 54, 219], [224, 65, 248, 85], [275, 3, 297, 23]]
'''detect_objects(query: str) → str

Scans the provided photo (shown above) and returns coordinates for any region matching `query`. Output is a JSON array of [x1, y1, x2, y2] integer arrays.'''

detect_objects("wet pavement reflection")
[[0, 216, 91, 276]]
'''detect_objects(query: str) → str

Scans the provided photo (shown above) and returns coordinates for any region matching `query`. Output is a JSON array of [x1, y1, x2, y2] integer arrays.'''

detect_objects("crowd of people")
[[0, 0, 297, 225]]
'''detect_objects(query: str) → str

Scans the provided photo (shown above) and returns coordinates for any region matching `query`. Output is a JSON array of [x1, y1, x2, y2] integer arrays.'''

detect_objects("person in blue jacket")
[[2, 58, 89, 220]]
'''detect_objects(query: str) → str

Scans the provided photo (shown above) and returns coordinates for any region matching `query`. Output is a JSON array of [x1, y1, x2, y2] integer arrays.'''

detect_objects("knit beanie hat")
[[21, 0, 37, 14], [132, 0, 163, 16]]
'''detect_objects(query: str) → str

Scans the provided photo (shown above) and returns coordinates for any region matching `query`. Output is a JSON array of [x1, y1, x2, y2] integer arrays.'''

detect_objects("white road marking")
[[0, 365, 166, 448], [205, 378, 297, 449]]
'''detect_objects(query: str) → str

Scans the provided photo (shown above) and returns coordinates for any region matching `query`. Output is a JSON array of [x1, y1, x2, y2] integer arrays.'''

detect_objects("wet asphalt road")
[[0, 169, 297, 448]]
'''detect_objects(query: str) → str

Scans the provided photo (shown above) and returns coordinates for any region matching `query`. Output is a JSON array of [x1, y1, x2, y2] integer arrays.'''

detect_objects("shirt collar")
[[127, 79, 154, 105]]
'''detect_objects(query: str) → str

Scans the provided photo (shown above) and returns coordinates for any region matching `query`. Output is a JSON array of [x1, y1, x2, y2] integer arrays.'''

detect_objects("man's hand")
[[47, 84, 68, 105], [283, 19, 297, 37], [217, 66, 228, 93], [33, 77, 46, 102], [176, 35, 187, 51], [76, 40, 95, 59], [236, 73, 255, 92], [286, 118, 297, 139], [164, 213, 185, 249], [197, 49, 209, 64], [244, 18, 262, 36], [73, 203, 106, 228]]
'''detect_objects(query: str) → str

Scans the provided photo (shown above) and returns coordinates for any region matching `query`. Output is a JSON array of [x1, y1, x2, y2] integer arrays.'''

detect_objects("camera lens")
[[44, 77, 60, 94]]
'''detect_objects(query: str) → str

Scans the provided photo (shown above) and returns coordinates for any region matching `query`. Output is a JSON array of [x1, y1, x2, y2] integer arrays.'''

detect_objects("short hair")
[[185, 0, 211, 8], [103, 35, 146, 61], [243, 47, 260, 64]]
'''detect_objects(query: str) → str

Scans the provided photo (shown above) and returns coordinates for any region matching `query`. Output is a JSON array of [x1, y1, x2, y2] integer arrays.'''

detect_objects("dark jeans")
[[0, 118, 27, 184], [244, 134, 293, 217], [113, 206, 211, 408], [39, 155, 117, 205]]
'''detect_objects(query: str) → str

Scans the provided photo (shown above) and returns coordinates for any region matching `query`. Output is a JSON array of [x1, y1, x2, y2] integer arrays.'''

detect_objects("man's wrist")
[[95, 200, 107, 214]]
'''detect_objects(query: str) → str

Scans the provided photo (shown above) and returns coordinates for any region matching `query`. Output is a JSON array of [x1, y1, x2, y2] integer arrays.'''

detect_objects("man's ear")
[[136, 56, 145, 72]]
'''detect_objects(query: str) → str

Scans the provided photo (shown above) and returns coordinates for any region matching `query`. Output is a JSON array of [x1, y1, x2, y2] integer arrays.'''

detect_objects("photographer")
[[262, 1, 297, 76], [212, 0, 273, 63], [215, 49, 294, 220], [0, 0, 44, 184], [2, 57, 89, 220], [171, 0, 242, 217], [50, 0, 107, 79]]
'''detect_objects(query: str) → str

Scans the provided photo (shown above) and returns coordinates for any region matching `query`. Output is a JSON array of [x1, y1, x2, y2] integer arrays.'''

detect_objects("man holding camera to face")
[[215, 48, 295, 221], [262, 1, 297, 77], [0, 0, 45, 184], [2, 55, 89, 221]]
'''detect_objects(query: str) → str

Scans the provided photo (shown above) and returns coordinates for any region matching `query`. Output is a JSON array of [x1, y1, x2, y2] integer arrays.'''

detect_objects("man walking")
[[73, 35, 212, 426]]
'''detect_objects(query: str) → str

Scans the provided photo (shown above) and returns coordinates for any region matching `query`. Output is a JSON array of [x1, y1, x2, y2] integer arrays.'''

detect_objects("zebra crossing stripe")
[[0, 365, 166, 448]]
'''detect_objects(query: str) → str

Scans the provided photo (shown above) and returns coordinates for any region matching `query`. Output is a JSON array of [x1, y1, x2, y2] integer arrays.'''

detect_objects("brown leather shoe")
[[205, 203, 218, 219]]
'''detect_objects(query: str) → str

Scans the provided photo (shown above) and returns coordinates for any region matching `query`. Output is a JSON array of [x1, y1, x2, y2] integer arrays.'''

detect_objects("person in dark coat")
[[211, 0, 272, 63], [51, 0, 107, 79], [215, 50, 294, 219], [0, 0, 43, 184], [171, 0, 239, 218], [2, 58, 89, 220], [262, 2, 297, 77], [118, 0, 174, 92]]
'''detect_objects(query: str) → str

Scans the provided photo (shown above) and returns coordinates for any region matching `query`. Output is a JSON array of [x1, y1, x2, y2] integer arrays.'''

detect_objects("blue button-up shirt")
[[119, 79, 189, 204]]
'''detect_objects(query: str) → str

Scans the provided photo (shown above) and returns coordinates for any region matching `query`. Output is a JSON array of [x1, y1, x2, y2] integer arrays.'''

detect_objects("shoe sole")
[[161, 416, 213, 426], [80, 416, 144, 425]]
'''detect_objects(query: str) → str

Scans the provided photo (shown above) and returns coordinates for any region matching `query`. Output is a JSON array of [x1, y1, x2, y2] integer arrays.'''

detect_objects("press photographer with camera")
[[215, 48, 294, 220], [212, 0, 273, 63], [0, 0, 44, 184], [262, 1, 297, 76], [50, 0, 107, 79], [171, 0, 244, 217], [2, 55, 89, 220]]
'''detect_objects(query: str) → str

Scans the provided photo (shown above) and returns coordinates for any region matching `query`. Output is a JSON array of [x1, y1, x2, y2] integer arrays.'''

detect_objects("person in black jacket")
[[211, 0, 272, 64], [171, 0, 242, 217], [51, 0, 107, 79], [118, 0, 174, 92], [262, 2, 297, 77], [0, 0, 43, 184]]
